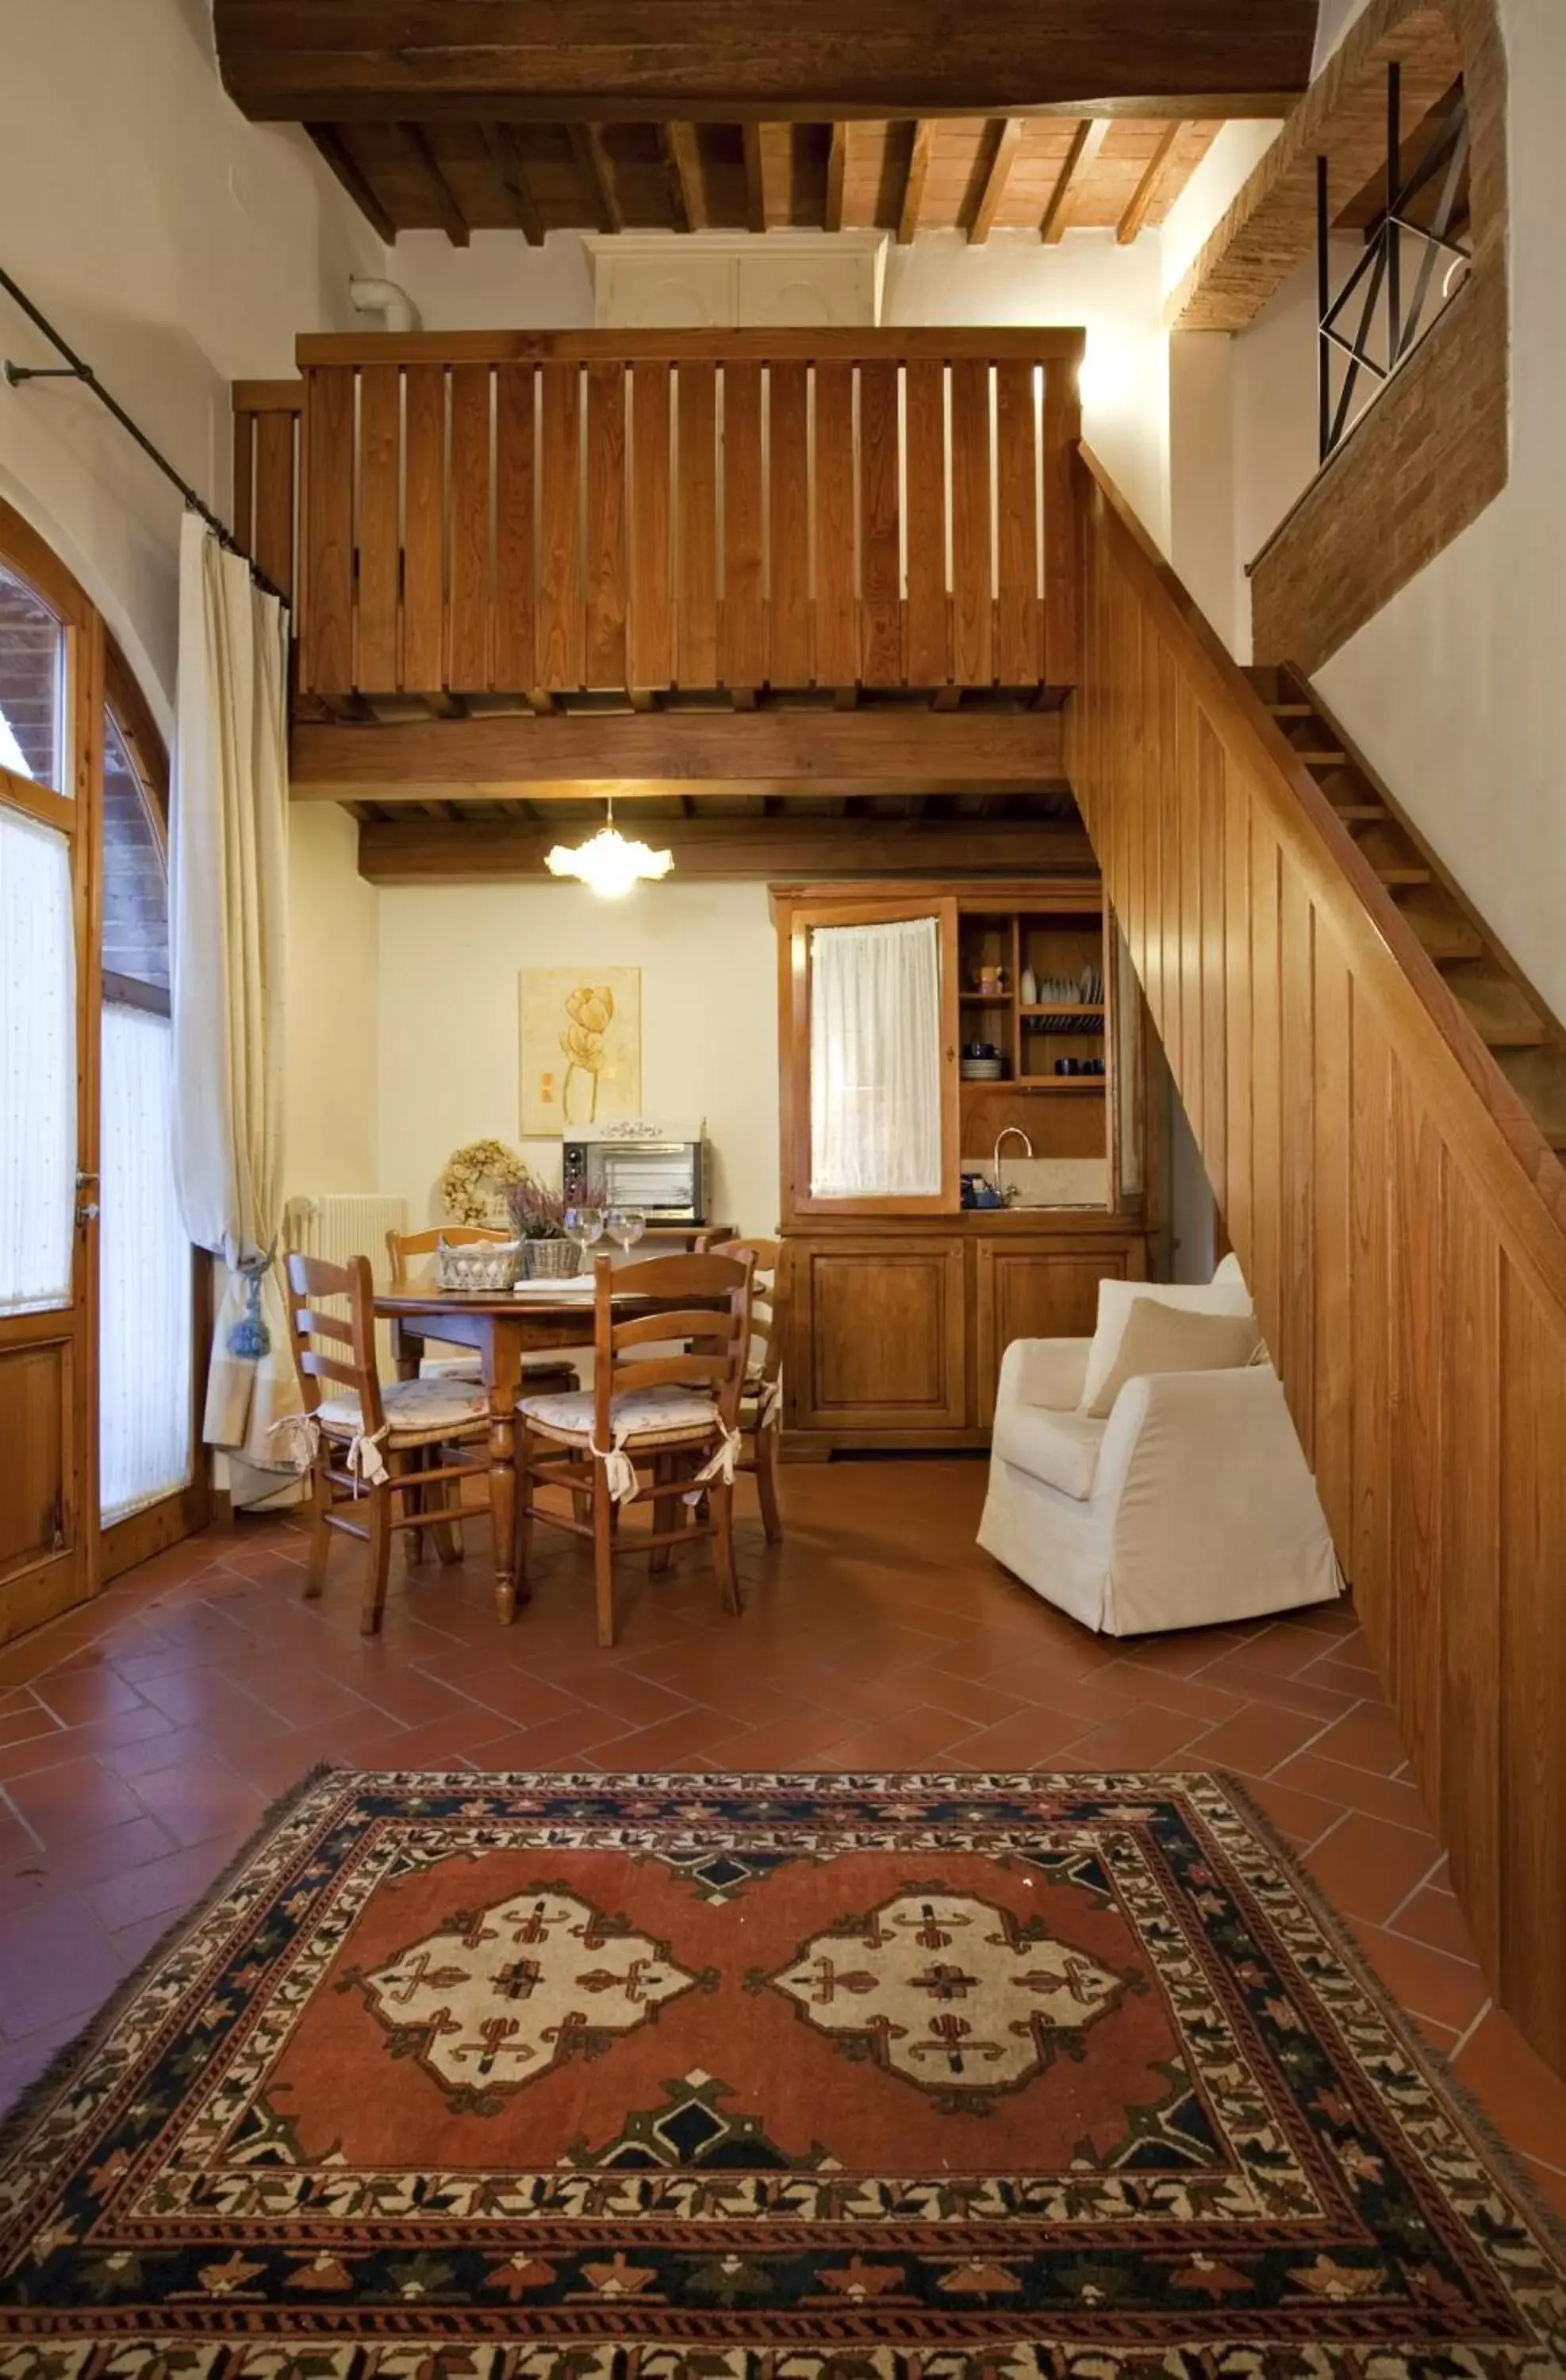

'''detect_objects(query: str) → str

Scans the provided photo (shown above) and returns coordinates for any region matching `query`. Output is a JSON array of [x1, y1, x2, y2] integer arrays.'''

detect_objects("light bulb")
[[544, 823, 674, 898]]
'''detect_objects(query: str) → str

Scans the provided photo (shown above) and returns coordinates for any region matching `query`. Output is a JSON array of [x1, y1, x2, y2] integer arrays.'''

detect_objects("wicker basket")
[[520, 1237, 582, 1280], [435, 1236, 523, 1294]]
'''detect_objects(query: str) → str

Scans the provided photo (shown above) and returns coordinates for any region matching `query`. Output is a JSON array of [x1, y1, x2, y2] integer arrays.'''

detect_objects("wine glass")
[[562, 1205, 605, 1274], [605, 1205, 647, 1259]]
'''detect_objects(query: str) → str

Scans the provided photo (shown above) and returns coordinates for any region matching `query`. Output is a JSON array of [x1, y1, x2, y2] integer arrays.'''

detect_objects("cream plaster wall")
[[0, 0, 381, 727], [374, 880, 781, 1239]]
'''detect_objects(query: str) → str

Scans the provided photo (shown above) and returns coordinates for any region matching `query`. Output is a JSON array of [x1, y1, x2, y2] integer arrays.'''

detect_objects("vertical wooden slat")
[[447, 363, 491, 690], [1179, 685, 1205, 1142], [493, 362, 536, 692], [585, 360, 628, 687], [1277, 866, 1315, 1446], [1498, 1270, 1566, 2050], [813, 361, 857, 688], [253, 411, 297, 607], [1247, 820, 1282, 1359], [1391, 1067, 1444, 1784], [1311, 921, 1353, 1547], [1349, 997, 1391, 1647], [676, 362, 718, 688], [403, 365, 446, 693], [950, 357, 993, 685], [1157, 646, 1182, 1079], [1199, 715, 1226, 1211], [720, 361, 766, 689], [1142, 630, 1165, 1041], [301, 366, 354, 693], [356, 364, 401, 690], [1442, 1190, 1500, 1975], [858, 358, 900, 686], [768, 362, 810, 689], [628, 362, 672, 690], [538, 361, 584, 692], [1222, 762, 1253, 1271], [1042, 357, 1081, 685], [994, 360, 1039, 685], [904, 359, 947, 686]]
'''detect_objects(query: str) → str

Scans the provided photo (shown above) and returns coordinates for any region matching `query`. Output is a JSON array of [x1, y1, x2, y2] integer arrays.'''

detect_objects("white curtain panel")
[[100, 1004, 193, 1522], [0, 808, 75, 1314], [170, 516, 300, 1503], [808, 916, 943, 1199]]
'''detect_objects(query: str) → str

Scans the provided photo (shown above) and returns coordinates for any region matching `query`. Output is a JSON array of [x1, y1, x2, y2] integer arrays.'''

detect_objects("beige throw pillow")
[[1079, 1277, 1255, 1413], [1084, 1299, 1261, 1419]]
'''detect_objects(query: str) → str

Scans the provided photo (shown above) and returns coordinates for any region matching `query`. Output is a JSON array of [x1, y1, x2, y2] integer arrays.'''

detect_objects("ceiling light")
[[544, 797, 674, 898]]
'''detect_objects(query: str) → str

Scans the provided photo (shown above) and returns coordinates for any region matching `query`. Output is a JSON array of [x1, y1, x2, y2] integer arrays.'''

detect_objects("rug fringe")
[[0, 1758, 343, 2166]]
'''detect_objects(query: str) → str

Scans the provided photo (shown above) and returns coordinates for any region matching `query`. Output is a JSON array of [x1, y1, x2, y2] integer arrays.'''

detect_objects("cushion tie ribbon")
[[346, 1423, 391, 1492], [590, 1426, 640, 1506], [684, 1423, 743, 1506], [268, 1412, 320, 1473]]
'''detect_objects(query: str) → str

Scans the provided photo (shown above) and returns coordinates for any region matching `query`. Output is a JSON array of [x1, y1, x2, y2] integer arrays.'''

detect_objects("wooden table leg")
[[486, 1318, 524, 1626]]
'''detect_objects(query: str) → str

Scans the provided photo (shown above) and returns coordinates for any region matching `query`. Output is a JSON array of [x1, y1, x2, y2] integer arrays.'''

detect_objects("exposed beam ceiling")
[[359, 811, 1092, 884], [971, 118, 1026, 244], [214, 3, 1318, 122], [393, 121, 470, 243], [1169, 0, 1463, 330], [1041, 119, 1110, 243], [480, 121, 544, 241], [662, 121, 704, 230], [291, 708, 1069, 804], [898, 120, 935, 244], [568, 122, 623, 231], [1117, 121, 1183, 244]]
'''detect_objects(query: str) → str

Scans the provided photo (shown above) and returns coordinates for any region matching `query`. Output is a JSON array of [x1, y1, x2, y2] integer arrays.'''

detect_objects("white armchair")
[[977, 1332, 1344, 1637]]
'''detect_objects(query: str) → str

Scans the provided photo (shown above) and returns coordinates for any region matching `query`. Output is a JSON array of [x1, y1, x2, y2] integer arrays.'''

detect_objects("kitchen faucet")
[[992, 1126, 1034, 1202]]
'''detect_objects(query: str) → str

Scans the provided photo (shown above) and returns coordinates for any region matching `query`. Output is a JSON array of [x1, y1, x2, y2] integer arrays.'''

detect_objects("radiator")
[[282, 1192, 409, 1373]]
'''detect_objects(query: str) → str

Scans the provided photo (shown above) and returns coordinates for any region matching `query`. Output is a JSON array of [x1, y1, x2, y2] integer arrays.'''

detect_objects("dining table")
[[374, 1278, 724, 1626]]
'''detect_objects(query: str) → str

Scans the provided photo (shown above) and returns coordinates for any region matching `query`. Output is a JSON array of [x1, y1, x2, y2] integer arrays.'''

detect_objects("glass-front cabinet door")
[[785, 897, 961, 1215]]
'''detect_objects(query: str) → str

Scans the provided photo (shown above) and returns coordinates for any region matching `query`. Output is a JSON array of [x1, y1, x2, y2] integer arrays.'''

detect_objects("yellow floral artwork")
[[519, 967, 642, 1135]]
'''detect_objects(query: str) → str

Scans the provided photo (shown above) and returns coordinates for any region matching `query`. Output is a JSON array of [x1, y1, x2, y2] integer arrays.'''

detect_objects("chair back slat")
[[285, 1250, 383, 1426], [593, 1250, 754, 1440], [724, 1236, 783, 1385], [386, 1223, 506, 1285]]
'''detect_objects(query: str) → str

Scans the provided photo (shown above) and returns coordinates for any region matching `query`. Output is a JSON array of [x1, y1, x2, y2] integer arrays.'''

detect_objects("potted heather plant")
[[504, 1177, 581, 1278]]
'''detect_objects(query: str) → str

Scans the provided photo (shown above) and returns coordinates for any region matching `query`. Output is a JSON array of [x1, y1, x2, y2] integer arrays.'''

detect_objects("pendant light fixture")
[[544, 793, 674, 899]]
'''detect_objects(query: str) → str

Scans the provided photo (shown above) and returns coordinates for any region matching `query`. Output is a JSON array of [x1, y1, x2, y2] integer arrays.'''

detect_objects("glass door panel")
[[0, 808, 75, 1312]]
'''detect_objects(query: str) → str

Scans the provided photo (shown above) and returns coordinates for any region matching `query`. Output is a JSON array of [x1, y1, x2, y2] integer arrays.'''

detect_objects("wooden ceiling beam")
[[306, 124, 396, 241], [663, 121, 706, 231], [291, 708, 1069, 803], [569, 122, 623, 231], [1117, 120, 1184, 244], [1040, 117, 1107, 243], [394, 121, 470, 244], [970, 117, 1025, 243], [358, 810, 1092, 884], [898, 119, 935, 244], [214, 2, 1316, 122], [480, 120, 544, 243], [743, 124, 768, 232], [825, 122, 846, 230]]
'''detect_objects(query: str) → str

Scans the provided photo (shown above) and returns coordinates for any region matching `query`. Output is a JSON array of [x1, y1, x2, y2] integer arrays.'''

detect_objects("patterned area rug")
[[2, 1768, 1563, 2375]]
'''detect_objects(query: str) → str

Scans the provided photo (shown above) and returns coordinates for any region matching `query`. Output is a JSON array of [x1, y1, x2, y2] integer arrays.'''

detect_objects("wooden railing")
[[1071, 446, 1566, 2076], [258, 330, 1083, 704]]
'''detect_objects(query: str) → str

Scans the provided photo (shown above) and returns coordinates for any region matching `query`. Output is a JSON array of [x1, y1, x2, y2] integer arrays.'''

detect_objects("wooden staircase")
[[1250, 664, 1566, 1157], [1070, 447, 1566, 2077]]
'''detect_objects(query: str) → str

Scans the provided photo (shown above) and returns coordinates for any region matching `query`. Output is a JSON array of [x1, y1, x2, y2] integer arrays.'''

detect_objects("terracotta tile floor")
[[2, 1456, 1565, 2213]]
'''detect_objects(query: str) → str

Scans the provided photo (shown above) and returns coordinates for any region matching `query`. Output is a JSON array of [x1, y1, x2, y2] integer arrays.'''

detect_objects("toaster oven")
[[561, 1121, 708, 1222]]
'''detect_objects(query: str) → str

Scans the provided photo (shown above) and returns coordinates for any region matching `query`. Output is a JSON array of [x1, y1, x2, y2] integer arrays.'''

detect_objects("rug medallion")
[[0, 1768, 1561, 2374]]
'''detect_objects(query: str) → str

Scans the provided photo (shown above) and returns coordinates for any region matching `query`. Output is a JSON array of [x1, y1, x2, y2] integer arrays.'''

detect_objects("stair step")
[[1498, 1047, 1566, 1152], [1374, 863, 1433, 887], [1449, 975, 1552, 1051], [1395, 885, 1487, 964], [1268, 702, 1316, 718], [1299, 749, 1351, 767], [1332, 803, 1389, 824]]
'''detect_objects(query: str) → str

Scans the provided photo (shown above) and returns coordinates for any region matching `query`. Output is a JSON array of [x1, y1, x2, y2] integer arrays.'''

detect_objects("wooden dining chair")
[[385, 1225, 578, 1395], [512, 1250, 755, 1649], [282, 1251, 492, 1635], [723, 1237, 786, 1545]]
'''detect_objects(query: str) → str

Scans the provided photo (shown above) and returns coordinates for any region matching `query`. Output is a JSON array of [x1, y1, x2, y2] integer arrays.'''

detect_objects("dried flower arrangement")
[[504, 1177, 568, 1241], [436, 1138, 532, 1226]]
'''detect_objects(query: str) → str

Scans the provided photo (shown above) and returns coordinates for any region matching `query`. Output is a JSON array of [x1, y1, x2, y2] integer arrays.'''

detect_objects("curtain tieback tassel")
[[228, 1261, 273, 1359], [590, 1428, 640, 1506], [684, 1424, 743, 1506]]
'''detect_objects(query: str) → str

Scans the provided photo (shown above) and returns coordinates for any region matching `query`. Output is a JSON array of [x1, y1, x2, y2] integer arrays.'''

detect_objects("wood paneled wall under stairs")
[[1069, 446, 1566, 2076], [273, 330, 1083, 704]]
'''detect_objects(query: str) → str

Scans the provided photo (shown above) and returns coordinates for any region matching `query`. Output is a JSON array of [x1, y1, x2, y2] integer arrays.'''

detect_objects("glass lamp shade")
[[543, 824, 674, 899]]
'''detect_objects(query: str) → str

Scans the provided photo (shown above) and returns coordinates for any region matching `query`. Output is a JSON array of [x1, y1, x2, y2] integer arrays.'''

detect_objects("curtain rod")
[[0, 263, 290, 610]]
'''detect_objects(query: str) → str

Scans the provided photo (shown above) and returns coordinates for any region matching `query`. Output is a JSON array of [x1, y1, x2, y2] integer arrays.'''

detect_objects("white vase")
[[1020, 965, 1038, 1006]]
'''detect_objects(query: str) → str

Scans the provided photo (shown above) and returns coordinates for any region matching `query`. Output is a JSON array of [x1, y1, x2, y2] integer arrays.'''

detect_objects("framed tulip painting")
[[519, 966, 643, 1134]]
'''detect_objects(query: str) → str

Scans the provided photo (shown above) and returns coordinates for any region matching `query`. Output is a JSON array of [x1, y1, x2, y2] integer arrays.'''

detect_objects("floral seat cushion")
[[317, 1376, 489, 1448], [517, 1384, 721, 1447]]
